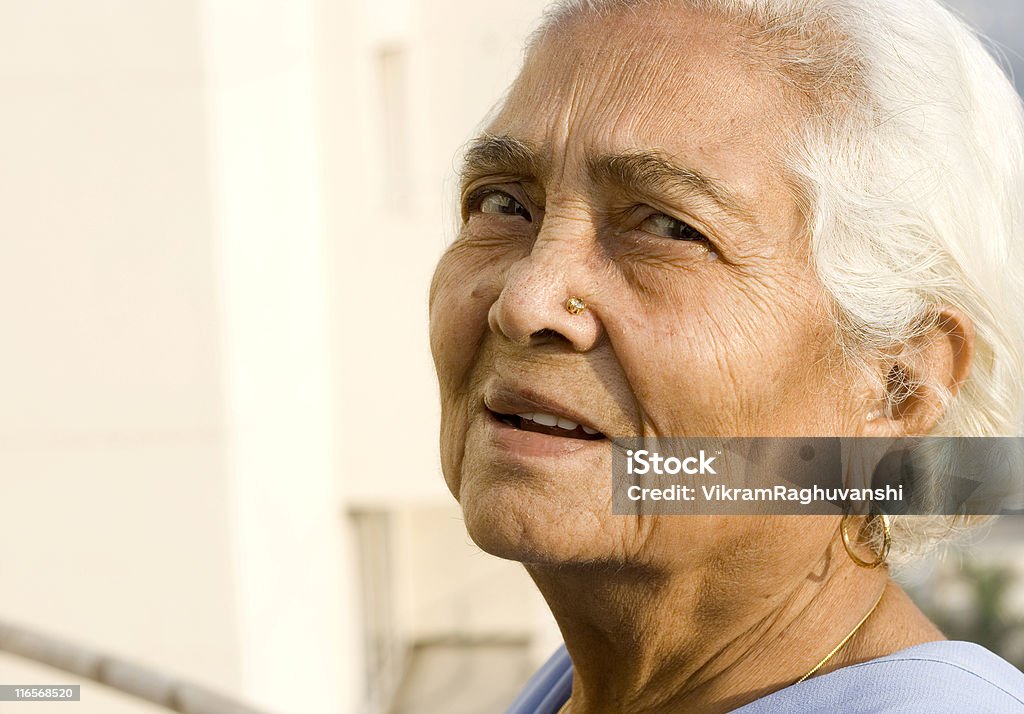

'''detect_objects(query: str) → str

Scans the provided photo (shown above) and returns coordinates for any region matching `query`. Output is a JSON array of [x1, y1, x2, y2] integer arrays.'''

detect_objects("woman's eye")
[[639, 213, 708, 243], [471, 190, 531, 220]]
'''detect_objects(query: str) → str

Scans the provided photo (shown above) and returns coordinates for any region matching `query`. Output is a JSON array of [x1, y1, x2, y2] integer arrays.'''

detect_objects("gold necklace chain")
[[555, 588, 885, 713], [796, 587, 885, 684]]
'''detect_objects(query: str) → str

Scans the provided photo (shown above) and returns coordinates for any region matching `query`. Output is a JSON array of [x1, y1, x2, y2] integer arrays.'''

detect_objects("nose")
[[487, 227, 604, 352]]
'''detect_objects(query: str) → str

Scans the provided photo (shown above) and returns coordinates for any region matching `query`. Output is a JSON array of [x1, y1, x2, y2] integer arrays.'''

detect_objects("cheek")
[[437, 409, 466, 499], [610, 264, 840, 434], [429, 245, 500, 391], [429, 243, 509, 493]]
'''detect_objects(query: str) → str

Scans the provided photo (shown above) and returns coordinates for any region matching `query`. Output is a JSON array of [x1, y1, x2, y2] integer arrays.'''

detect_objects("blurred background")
[[0, 1, 1022, 713]]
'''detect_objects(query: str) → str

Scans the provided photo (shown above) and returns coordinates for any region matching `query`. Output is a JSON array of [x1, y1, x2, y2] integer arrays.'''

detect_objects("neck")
[[527, 540, 938, 714]]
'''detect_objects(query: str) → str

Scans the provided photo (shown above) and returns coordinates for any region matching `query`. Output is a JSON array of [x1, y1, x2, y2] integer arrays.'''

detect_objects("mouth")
[[488, 409, 606, 441]]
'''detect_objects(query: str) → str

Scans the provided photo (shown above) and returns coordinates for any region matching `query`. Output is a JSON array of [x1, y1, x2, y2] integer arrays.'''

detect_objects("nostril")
[[530, 328, 562, 341]]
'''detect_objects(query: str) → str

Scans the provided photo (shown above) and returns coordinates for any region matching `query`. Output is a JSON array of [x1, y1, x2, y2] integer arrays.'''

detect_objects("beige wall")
[[0, 0, 242, 710], [0, 1, 554, 713]]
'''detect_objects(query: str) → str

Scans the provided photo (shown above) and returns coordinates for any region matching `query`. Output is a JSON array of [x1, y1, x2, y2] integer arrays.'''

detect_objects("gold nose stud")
[[565, 296, 587, 315]]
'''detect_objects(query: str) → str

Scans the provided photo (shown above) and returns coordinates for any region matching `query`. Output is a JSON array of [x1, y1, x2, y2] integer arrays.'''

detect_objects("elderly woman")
[[429, 0, 1024, 711]]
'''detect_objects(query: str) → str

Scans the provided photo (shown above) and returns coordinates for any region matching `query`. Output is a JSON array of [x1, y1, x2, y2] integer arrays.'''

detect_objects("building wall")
[[0, 0, 242, 711], [0, 1, 551, 712]]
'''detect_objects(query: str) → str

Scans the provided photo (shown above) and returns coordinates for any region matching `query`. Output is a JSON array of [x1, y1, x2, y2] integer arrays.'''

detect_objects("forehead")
[[487, 5, 799, 205]]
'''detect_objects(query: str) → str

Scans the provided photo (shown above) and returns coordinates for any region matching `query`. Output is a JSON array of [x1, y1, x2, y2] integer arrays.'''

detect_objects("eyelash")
[[465, 188, 532, 221], [637, 212, 710, 244], [464, 188, 715, 252]]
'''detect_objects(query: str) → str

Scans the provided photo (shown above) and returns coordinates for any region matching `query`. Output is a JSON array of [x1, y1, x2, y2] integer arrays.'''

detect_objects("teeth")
[[514, 411, 600, 435], [531, 412, 558, 427], [516, 412, 587, 432]]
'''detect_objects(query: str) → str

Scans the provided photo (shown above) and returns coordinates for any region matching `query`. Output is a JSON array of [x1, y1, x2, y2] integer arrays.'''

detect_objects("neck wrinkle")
[[525, 545, 888, 714]]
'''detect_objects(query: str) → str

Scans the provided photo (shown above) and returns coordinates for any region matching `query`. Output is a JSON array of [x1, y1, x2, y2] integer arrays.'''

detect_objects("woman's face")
[[429, 6, 869, 568]]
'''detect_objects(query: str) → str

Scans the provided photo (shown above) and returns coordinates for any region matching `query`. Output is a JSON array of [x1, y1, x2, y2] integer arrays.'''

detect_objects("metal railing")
[[0, 619, 273, 714]]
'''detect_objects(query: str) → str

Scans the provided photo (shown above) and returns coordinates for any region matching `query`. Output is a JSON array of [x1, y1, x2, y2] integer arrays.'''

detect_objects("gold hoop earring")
[[840, 513, 891, 569]]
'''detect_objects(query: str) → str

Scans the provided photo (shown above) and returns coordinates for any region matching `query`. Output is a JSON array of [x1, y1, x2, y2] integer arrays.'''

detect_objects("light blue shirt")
[[507, 641, 1024, 713]]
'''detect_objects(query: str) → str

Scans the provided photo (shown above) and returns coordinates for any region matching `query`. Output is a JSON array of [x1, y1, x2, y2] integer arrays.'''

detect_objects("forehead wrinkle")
[[469, 8, 808, 239]]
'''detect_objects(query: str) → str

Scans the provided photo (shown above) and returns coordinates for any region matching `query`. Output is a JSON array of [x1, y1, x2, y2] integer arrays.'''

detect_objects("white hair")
[[527, 0, 1024, 561]]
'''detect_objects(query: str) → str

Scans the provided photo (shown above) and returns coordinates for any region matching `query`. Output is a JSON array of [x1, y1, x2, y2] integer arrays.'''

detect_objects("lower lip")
[[483, 412, 606, 459]]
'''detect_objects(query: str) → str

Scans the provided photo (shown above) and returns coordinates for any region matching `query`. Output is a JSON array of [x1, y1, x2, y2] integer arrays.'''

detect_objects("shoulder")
[[736, 641, 1024, 713], [506, 645, 572, 714], [506, 642, 1024, 714]]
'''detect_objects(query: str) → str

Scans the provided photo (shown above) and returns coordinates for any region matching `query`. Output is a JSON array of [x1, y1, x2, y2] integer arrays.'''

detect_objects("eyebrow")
[[586, 151, 755, 225], [460, 135, 545, 189]]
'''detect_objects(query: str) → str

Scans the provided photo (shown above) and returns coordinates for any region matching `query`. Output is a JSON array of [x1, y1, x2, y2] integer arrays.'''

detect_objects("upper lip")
[[483, 382, 607, 437]]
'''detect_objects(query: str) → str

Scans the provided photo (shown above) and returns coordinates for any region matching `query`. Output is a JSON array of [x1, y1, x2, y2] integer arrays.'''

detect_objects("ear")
[[868, 308, 975, 436]]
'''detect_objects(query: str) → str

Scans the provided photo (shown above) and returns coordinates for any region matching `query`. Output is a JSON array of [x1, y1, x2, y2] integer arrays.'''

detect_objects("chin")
[[457, 474, 621, 566]]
